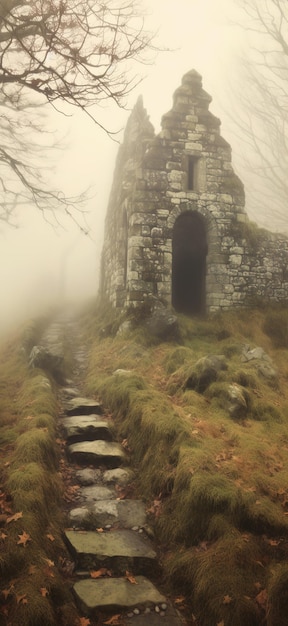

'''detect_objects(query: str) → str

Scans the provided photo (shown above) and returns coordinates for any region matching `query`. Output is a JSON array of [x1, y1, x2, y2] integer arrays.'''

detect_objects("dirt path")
[[40, 310, 188, 626]]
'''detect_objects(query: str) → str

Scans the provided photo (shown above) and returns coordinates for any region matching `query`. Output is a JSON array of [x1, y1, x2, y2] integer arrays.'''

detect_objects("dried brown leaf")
[[6, 511, 23, 524], [16, 593, 27, 605], [2, 587, 13, 600], [17, 531, 31, 546], [43, 558, 55, 567], [40, 588, 49, 597], [125, 570, 138, 584], [255, 588, 268, 610], [90, 568, 111, 579], [103, 615, 121, 625], [174, 596, 185, 605], [254, 582, 262, 591], [223, 595, 232, 605]]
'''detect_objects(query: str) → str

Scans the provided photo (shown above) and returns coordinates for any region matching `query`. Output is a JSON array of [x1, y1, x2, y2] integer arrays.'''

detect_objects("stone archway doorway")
[[172, 211, 207, 315]]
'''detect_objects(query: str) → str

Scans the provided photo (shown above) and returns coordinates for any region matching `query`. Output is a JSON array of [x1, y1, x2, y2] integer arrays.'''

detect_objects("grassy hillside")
[[1, 302, 288, 626], [82, 302, 288, 626], [0, 319, 80, 626]]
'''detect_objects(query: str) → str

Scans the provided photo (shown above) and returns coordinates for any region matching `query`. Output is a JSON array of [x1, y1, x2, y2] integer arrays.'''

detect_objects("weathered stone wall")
[[100, 70, 288, 313]]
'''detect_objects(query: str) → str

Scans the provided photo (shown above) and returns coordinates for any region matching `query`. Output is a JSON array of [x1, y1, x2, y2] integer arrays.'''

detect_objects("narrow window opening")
[[187, 156, 199, 191]]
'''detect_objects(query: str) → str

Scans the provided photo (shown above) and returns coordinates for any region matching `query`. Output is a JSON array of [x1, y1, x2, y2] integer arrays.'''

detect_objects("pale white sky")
[[0, 0, 253, 328]]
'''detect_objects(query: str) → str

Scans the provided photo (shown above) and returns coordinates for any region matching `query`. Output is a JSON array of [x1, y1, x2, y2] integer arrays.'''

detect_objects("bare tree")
[[0, 0, 155, 226], [230, 0, 288, 230]]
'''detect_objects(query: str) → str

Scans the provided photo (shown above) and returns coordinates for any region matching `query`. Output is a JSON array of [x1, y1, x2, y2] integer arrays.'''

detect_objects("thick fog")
[[0, 0, 284, 330]]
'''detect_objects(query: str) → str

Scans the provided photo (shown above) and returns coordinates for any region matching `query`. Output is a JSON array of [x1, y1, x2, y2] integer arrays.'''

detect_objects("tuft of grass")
[[6, 463, 62, 529], [96, 371, 147, 416], [17, 372, 58, 418], [12, 428, 58, 470], [164, 346, 194, 374], [165, 532, 263, 626], [263, 306, 288, 348], [267, 564, 288, 626]]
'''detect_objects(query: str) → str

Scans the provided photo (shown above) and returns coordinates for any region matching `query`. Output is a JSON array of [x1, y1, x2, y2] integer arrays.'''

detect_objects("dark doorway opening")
[[172, 212, 207, 315]]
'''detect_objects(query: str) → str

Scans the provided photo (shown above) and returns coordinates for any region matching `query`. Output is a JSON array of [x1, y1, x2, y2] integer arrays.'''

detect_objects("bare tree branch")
[[231, 0, 288, 229], [0, 0, 157, 226]]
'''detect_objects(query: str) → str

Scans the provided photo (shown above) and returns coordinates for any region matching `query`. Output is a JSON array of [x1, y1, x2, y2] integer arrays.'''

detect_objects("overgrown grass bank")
[[0, 321, 79, 626], [83, 301, 288, 626]]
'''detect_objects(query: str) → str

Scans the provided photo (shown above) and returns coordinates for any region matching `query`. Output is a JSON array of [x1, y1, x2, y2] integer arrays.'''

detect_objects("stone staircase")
[[39, 312, 187, 625]]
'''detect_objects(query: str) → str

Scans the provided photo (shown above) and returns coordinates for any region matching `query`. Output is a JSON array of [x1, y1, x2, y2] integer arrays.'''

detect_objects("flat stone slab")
[[69, 499, 147, 528], [64, 529, 157, 574], [73, 576, 166, 613], [61, 415, 112, 443], [62, 387, 81, 398], [66, 397, 103, 416], [67, 440, 126, 468]]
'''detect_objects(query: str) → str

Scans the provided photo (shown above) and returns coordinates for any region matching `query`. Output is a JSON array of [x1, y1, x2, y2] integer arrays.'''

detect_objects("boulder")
[[226, 383, 248, 419], [29, 345, 65, 384], [116, 320, 133, 336], [79, 485, 115, 501], [145, 308, 179, 341], [103, 467, 135, 486], [207, 382, 249, 420], [185, 354, 227, 393], [75, 468, 102, 485], [241, 345, 272, 364], [258, 362, 278, 381], [241, 344, 278, 383]]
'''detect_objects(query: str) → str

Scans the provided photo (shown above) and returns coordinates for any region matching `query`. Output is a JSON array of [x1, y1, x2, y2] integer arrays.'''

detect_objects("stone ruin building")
[[100, 69, 288, 315]]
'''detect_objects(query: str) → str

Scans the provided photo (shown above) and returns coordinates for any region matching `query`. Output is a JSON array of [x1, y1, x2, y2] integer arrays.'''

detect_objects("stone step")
[[76, 467, 134, 487], [69, 499, 147, 529], [73, 576, 166, 614], [64, 529, 157, 576], [67, 440, 126, 468], [62, 387, 81, 398], [61, 415, 112, 443], [65, 397, 103, 416]]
